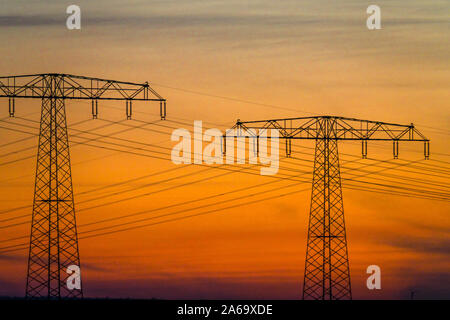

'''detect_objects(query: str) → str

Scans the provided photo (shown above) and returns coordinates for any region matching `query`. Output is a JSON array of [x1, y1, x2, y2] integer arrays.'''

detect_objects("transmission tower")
[[231, 116, 429, 300], [0, 73, 166, 299]]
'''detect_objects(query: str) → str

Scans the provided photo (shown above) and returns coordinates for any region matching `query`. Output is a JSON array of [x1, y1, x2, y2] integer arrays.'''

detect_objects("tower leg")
[[26, 92, 83, 298], [302, 138, 351, 300]]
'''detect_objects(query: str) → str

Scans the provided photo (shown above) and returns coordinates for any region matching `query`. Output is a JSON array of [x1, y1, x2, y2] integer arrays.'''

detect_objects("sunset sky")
[[0, 0, 449, 299]]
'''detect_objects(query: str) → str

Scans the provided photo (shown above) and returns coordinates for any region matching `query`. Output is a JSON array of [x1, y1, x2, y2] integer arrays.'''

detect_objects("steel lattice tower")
[[27, 80, 81, 298], [0, 74, 166, 299], [303, 124, 351, 300], [232, 116, 429, 300]]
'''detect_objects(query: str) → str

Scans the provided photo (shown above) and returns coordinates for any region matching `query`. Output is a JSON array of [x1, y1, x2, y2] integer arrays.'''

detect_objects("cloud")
[[0, 15, 62, 27], [381, 235, 450, 256], [0, 253, 26, 262], [80, 262, 110, 273], [0, 13, 324, 28]]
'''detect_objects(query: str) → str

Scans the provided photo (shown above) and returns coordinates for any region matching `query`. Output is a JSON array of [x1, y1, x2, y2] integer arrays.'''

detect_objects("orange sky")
[[0, 0, 449, 299]]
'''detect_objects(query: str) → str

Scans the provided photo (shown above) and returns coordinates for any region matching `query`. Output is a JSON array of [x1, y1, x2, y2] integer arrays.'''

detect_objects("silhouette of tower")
[[232, 116, 429, 300], [26, 82, 82, 298], [0, 73, 166, 298], [303, 126, 351, 299]]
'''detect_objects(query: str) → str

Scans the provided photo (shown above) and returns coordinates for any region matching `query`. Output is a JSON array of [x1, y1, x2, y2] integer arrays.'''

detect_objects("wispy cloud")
[[1, 11, 446, 28], [0, 15, 62, 27], [0, 253, 25, 262], [378, 234, 450, 256]]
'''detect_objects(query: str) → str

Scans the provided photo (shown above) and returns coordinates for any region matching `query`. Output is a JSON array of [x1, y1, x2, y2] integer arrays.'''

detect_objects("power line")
[[1, 116, 448, 254], [1, 151, 447, 249], [1, 117, 448, 220]]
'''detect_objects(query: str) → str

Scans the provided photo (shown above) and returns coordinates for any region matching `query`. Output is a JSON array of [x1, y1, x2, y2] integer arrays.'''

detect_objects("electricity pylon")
[[231, 116, 429, 300], [0, 74, 166, 299]]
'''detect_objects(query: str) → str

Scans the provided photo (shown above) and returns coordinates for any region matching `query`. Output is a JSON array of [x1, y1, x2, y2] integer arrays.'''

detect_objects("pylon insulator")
[[362, 140, 368, 159], [424, 141, 430, 160], [9, 97, 15, 117], [393, 140, 399, 159], [92, 99, 98, 119], [160, 101, 167, 120], [126, 100, 132, 120], [286, 138, 292, 157]]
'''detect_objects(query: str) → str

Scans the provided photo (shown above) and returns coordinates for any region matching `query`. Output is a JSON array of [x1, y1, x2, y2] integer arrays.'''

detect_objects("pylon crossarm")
[[235, 116, 428, 141], [0, 73, 165, 102], [0, 73, 167, 120], [232, 116, 429, 159]]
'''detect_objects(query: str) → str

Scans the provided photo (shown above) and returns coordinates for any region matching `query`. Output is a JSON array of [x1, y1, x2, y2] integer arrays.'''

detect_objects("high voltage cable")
[[0, 118, 316, 195], [0, 149, 126, 184], [3, 115, 448, 178], [0, 165, 314, 245], [428, 159, 450, 166], [149, 84, 450, 141], [1, 175, 446, 250], [0, 118, 94, 159], [2, 153, 446, 228], [88, 119, 450, 192], [0, 179, 435, 251], [1, 118, 448, 202], [102, 117, 450, 181], [165, 116, 450, 165], [0, 119, 442, 195], [58, 157, 450, 231], [134, 83, 315, 116], [0, 156, 298, 226], [1, 151, 448, 234], [1, 116, 448, 214], [72, 94, 450, 145], [1, 174, 448, 254], [0, 166, 190, 222], [165, 117, 450, 173], [2, 137, 444, 227], [76, 97, 450, 161], [0, 137, 370, 222], [0, 120, 129, 167], [5, 116, 309, 177], [0, 116, 446, 229], [1, 152, 341, 237], [0, 120, 446, 250]]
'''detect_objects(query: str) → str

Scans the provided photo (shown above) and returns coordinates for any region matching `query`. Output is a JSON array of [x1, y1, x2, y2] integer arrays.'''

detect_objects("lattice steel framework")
[[303, 125, 350, 300], [0, 74, 166, 299], [232, 116, 429, 300]]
